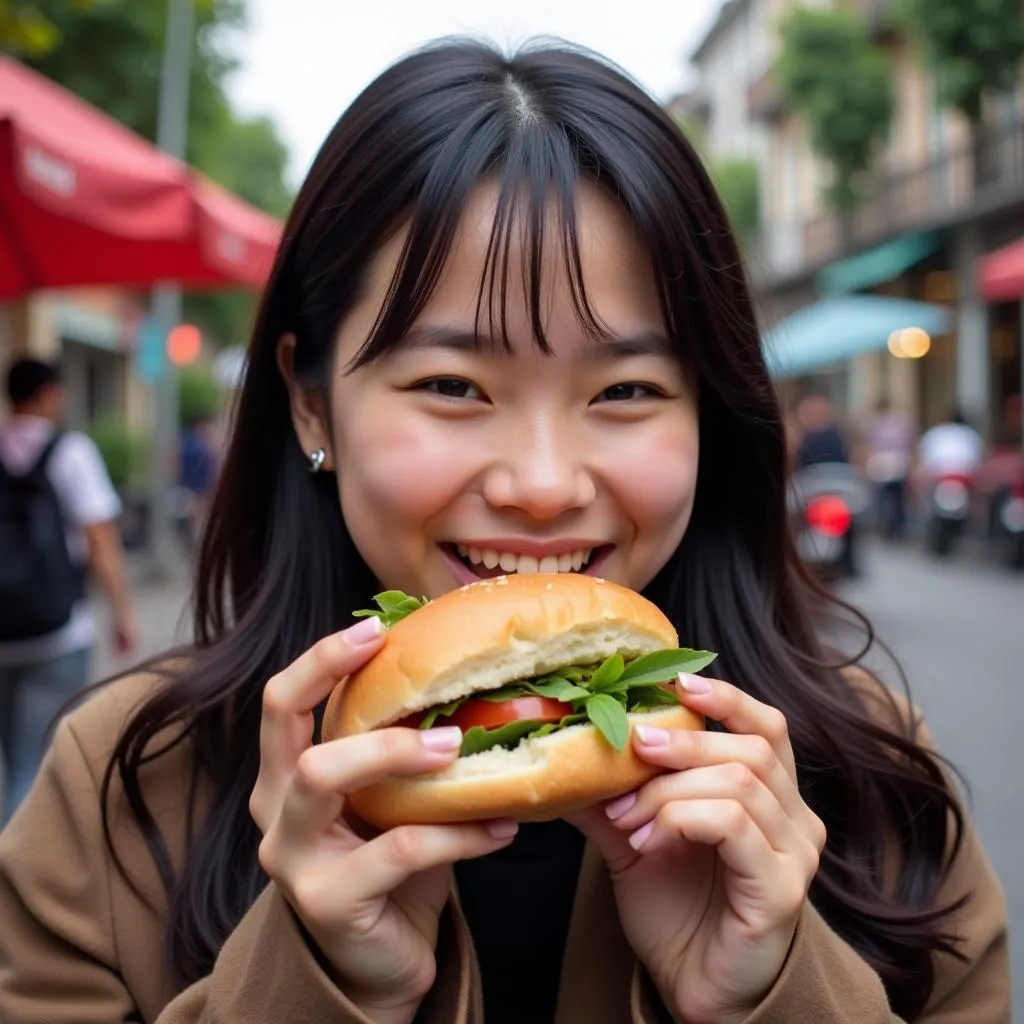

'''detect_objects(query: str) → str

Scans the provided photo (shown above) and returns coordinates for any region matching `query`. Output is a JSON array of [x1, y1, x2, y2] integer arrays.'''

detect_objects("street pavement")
[[831, 541, 1023, 1015], [91, 543, 1023, 1013]]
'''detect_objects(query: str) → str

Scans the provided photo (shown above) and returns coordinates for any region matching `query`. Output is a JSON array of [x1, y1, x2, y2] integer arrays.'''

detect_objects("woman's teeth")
[[455, 544, 593, 574]]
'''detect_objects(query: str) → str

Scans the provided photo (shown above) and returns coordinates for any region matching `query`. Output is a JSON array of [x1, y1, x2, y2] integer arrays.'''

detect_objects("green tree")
[[711, 158, 760, 241], [777, 6, 894, 212], [0, 0, 94, 57], [896, 0, 1024, 128], [670, 114, 761, 240]]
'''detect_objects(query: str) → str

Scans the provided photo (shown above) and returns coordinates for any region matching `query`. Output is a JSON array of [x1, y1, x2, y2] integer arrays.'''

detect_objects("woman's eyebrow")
[[396, 325, 674, 359]]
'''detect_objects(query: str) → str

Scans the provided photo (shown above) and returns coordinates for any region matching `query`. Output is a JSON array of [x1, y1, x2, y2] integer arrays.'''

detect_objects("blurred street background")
[[1, 0, 1023, 1016]]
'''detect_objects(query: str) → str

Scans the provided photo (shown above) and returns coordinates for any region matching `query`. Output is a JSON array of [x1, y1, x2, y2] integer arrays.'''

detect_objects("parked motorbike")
[[989, 480, 1024, 571], [789, 463, 870, 581], [922, 472, 974, 557]]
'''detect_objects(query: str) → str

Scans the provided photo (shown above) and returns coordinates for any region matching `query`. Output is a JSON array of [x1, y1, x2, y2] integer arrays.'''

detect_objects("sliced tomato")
[[396, 695, 573, 732], [449, 696, 572, 732]]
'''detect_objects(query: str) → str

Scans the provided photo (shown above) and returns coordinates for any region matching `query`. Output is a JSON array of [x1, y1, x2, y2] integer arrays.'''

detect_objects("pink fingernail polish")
[[420, 726, 462, 752], [678, 673, 712, 695], [634, 725, 670, 746], [342, 617, 384, 644], [606, 792, 637, 820], [487, 820, 519, 840], [629, 821, 655, 850]]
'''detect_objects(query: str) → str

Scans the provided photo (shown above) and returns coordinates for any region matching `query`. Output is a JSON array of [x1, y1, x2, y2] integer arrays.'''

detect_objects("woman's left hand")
[[567, 675, 827, 1024]]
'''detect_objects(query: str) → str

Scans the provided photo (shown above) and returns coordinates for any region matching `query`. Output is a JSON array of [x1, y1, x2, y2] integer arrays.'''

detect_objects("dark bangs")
[[289, 40, 747, 389]]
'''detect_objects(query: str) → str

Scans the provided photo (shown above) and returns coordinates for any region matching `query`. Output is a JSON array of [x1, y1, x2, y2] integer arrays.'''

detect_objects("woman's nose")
[[481, 424, 597, 520]]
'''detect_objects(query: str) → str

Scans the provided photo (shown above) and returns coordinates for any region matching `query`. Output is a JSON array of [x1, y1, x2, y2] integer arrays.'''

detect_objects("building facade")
[[686, 0, 1024, 445]]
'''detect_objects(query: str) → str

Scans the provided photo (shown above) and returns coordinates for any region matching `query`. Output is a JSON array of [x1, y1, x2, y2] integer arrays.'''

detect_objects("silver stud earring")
[[308, 447, 326, 473]]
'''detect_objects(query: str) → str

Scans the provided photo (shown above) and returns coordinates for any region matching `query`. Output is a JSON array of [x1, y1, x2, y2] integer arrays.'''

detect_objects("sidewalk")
[[91, 554, 193, 682]]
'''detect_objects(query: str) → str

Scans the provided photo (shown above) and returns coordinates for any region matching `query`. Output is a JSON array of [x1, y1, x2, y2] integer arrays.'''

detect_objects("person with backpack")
[[0, 357, 137, 826]]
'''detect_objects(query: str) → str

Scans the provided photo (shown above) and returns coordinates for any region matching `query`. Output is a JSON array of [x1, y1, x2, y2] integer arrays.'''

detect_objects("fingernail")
[[341, 617, 384, 645], [487, 819, 519, 840], [605, 792, 637, 820], [629, 821, 655, 850], [678, 673, 712, 695], [634, 725, 670, 746], [420, 726, 462, 752]]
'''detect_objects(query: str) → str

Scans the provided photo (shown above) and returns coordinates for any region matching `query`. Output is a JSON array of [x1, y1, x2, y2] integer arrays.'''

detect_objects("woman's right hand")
[[251, 617, 518, 1024]]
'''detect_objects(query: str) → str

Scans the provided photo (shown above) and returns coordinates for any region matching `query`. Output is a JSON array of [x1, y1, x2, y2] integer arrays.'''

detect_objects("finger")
[[252, 619, 386, 829], [607, 765, 793, 852], [279, 726, 464, 839], [674, 674, 797, 781], [631, 724, 805, 820], [630, 799, 775, 882], [564, 803, 638, 872], [320, 820, 520, 915]]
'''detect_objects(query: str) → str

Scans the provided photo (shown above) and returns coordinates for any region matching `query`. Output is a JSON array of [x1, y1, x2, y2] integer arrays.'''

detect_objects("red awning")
[[979, 236, 1024, 304], [0, 55, 280, 299]]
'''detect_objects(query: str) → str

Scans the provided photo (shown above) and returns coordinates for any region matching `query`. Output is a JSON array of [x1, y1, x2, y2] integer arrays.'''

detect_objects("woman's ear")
[[275, 333, 333, 469]]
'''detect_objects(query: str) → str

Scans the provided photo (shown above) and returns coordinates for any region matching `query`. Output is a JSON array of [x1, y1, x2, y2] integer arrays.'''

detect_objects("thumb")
[[564, 801, 638, 872]]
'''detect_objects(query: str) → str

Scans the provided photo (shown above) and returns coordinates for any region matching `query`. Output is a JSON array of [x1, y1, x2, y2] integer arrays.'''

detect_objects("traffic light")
[[167, 323, 201, 366]]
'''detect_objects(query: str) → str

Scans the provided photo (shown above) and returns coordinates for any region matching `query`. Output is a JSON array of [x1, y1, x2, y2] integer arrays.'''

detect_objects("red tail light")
[[806, 495, 852, 537]]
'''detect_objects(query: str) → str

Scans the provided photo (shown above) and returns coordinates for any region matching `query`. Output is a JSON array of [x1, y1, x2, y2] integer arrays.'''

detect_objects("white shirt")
[[918, 422, 985, 476], [0, 415, 122, 665]]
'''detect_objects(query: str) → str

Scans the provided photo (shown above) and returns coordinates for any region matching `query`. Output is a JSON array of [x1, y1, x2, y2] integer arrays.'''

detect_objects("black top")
[[453, 819, 586, 1024], [796, 424, 850, 469]]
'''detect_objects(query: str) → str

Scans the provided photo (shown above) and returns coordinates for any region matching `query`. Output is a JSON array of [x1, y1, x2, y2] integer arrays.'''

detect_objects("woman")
[[0, 40, 1008, 1024]]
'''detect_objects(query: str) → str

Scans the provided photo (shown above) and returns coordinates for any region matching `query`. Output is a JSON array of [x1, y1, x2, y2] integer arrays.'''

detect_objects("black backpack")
[[0, 434, 85, 641]]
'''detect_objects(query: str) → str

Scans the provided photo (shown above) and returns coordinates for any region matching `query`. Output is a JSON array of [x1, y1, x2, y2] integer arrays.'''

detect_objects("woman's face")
[[302, 182, 698, 599]]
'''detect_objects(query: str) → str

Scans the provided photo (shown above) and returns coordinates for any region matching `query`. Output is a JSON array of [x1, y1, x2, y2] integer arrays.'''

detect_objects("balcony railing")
[[777, 114, 1024, 280]]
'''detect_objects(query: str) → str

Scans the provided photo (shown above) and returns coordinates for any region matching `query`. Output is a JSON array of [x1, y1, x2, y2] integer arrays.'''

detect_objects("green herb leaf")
[[527, 678, 591, 701], [589, 653, 626, 693], [617, 649, 718, 686], [559, 666, 588, 682], [477, 685, 534, 703], [353, 591, 430, 629], [419, 697, 468, 729], [460, 719, 547, 757], [584, 693, 630, 751], [628, 686, 681, 710]]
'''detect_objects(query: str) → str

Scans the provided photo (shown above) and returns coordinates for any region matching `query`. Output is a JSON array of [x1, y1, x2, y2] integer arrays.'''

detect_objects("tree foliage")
[[711, 158, 760, 241], [777, 6, 894, 212], [896, 0, 1024, 126]]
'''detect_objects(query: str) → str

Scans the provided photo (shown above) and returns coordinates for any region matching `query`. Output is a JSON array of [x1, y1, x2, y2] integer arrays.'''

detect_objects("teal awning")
[[763, 294, 952, 379], [817, 232, 942, 295]]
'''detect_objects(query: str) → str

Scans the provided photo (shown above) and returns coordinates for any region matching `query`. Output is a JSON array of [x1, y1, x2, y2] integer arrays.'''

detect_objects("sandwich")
[[322, 572, 714, 828]]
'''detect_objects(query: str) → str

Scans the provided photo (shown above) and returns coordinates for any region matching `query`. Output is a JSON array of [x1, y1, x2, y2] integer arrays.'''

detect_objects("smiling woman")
[[0, 35, 1009, 1024]]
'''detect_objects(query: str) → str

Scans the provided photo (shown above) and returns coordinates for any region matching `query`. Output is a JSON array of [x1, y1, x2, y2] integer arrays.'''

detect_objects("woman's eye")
[[417, 377, 482, 400], [595, 382, 661, 403]]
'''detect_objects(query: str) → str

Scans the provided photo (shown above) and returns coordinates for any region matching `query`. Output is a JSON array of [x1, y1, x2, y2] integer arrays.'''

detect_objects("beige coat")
[[0, 672, 1011, 1023]]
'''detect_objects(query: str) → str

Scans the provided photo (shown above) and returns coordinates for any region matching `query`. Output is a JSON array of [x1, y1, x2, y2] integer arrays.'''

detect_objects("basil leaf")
[[527, 679, 591, 701], [617, 649, 718, 686], [353, 591, 430, 628], [585, 693, 630, 751], [477, 685, 533, 703], [460, 719, 546, 757], [628, 686, 681, 709], [559, 666, 588, 682], [419, 697, 467, 728], [589, 653, 626, 693]]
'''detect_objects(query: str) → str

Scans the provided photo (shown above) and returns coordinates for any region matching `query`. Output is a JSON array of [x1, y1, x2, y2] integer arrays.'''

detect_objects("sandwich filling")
[[354, 590, 717, 756]]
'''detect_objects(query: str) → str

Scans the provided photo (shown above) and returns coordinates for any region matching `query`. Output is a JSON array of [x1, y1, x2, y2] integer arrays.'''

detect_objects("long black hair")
[[99, 39, 965, 1019]]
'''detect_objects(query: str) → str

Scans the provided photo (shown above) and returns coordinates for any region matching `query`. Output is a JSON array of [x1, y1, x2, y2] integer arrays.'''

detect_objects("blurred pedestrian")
[[863, 396, 916, 538], [793, 393, 850, 469], [0, 357, 137, 825], [0, 42, 1007, 1024], [176, 413, 218, 550], [918, 408, 985, 478]]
